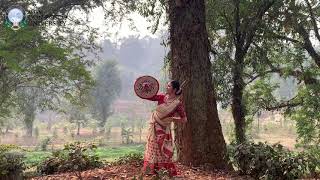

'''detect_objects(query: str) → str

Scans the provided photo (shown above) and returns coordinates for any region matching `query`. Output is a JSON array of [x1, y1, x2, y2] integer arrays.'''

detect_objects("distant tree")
[[0, 0, 106, 118], [90, 60, 121, 128], [206, 0, 279, 143], [68, 105, 88, 136], [34, 126, 40, 139], [136, 118, 145, 143], [16, 87, 39, 137]]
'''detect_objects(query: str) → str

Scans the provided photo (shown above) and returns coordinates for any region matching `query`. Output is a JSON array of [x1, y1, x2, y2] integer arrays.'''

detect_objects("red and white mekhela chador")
[[142, 94, 187, 176]]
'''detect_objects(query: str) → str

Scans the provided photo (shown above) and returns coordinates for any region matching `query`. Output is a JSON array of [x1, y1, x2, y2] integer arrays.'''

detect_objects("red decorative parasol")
[[134, 75, 159, 99]]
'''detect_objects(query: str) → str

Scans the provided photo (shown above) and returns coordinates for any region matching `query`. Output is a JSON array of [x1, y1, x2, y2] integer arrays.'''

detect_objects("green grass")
[[95, 144, 144, 162], [23, 144, 145, 167], [24, 151, 52, 167]]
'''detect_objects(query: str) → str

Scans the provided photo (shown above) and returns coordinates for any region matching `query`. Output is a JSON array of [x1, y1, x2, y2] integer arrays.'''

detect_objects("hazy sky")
[[86, 7, 164, 42]]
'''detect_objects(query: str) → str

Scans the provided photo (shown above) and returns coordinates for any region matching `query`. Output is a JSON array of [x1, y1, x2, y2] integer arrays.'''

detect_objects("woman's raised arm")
[[145, 94, 165, 102]]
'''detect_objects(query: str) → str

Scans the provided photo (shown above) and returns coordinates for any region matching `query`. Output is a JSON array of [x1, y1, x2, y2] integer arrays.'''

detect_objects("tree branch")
[[28, 0, 101, 26], [265, 100, 301, 111], [242, 0, 276, 53], [262, 32, 302, 44], [245, 69, 279, 85], [305, 0, 320, 42], [296, 24, 320, 68]]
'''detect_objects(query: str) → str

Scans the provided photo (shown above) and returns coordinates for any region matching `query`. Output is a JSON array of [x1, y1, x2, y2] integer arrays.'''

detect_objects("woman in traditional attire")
[[141, 80, 187, 177]]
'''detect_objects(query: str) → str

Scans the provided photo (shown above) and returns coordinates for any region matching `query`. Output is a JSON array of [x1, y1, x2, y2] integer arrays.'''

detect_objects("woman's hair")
[[170, 80, 182, 95]]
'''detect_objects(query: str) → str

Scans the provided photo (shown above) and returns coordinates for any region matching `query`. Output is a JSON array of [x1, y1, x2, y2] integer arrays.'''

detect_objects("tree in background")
[[207, 0, 278, 143], [16, 87, 40, 137], [0, 0, 116, 118], [68, 105, 88, 136], [0, 26, 93, 136], [262, 0, 320, 146], [90, 60, 121, 129], [212, 0, 320, 146]]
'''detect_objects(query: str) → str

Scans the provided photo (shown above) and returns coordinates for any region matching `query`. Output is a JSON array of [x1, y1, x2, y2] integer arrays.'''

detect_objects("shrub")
[[39, 137, 52, 151], [121, 127, 134, 144], [37, 142, 103, 175], [0, 144, 25, 179], [0, 144, 21, 153], [302, 145, 320, 178], [228, 142, 319, 179]]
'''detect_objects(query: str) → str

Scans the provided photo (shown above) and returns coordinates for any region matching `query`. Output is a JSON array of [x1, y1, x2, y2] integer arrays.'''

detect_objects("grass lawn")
[[23, 144, 145, 167], [95, 144, 144, 162]]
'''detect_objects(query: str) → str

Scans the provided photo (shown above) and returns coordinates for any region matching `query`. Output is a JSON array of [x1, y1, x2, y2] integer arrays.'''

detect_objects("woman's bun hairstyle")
[[170, 80, 182, 95]]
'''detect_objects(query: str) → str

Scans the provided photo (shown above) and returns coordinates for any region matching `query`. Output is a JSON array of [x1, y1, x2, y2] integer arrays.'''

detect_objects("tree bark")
[[231, 50, 246, 144], [169, 0, 230, 169]]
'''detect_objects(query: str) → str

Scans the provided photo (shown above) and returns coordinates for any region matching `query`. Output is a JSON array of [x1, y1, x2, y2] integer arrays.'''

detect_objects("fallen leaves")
[[30, 162, 250, 180]]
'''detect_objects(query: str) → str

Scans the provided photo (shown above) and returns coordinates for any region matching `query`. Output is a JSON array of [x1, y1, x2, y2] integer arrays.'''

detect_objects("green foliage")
[[0, 144, 25, 179], [228, 142, 320, 179], [302, 145, 320, 178], [39, 137, 52, 151], [244, 79, 279, 116], [90, 60, 121, 127], [94, 145, 144, 162], [0, 144, 22, 153], [287, 85, 320, 145], [23, 151, 51, 168], [66, 104, 88, 135], [37, 142, 103, 175], [113, 152, 143, 166], [206, 0, 320, 148], [0, 26, 93, 121], [121, 127, 134, 144]]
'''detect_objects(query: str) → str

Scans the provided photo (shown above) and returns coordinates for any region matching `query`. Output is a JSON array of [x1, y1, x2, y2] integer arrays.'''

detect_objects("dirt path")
[[30, 162, 249, 180]]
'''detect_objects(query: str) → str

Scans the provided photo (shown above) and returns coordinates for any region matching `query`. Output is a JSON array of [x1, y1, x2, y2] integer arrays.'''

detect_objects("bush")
[[37, 142, 103, 175], [228, 142, 319, 179], [121, 127, 134, 144], [39, 137, 52, 151], [113, 152, 143, 166], [0, 144, 21, 153], [0, 144, 25, 180], [302, 145, 320, 178]]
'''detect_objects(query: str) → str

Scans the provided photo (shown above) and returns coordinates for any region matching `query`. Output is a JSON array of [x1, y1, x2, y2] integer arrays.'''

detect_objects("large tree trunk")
[[231, 50, 246, 144], [169, 0, 230, 169]]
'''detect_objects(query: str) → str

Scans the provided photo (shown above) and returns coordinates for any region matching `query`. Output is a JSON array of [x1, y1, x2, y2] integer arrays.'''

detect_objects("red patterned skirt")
[[142, 122, 178, 176]]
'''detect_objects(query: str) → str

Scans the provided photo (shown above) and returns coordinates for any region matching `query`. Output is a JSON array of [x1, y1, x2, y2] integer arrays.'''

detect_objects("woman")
[[142, 80, 187, 177]]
